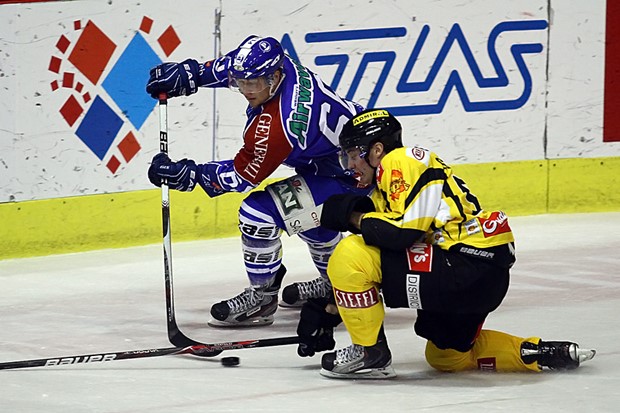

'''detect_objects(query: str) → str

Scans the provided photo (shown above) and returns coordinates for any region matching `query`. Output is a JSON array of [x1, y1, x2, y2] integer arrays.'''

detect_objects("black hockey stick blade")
[[0, 335, 300, 370]]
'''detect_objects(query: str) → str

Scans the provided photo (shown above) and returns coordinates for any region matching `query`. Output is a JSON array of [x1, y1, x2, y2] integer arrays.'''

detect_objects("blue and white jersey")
[[192, 53, 364, 197]]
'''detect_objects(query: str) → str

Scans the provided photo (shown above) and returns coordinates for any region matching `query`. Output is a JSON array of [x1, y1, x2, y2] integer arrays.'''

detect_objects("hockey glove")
[[146, 59, 202, 99], [320, 194, 375, 234], [148, 153, 197, 192], [296, 297, 342, 357]]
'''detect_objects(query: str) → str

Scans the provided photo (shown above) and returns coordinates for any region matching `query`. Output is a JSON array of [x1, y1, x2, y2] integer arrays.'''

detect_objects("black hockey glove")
[[148, 153, 198, 191], [296, 297, 342, 357], [146, 59, 202, 99], [320, 194, 375, 234]]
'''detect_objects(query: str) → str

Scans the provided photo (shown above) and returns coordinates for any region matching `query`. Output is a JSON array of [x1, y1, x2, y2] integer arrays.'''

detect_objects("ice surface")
[[1, 212, 619, 412]]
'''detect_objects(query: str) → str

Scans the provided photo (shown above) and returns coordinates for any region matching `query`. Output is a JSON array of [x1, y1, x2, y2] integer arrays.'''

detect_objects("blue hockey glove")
[[297, 297, 342, 357], [146, 59, 202, 98], [148, 153, 197, 192]]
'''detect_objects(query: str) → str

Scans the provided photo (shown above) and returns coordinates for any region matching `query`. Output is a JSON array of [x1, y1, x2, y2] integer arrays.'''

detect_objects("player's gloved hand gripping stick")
[[0, 86, 300, 372], [156, 93, 299, 354]]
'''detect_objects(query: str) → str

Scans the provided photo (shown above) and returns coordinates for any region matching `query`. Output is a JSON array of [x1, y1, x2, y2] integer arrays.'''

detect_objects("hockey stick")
[[158, 92, 208, 351], [1, 95, 299, 371], [0, 336, 301, 370], [157, 94, 299, 355]]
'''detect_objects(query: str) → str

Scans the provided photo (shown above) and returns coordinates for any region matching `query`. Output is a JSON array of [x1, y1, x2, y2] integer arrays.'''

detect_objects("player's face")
[[343, 147, 376, 187], [236, 71, 282, 108], [237, 77, 269, 106]]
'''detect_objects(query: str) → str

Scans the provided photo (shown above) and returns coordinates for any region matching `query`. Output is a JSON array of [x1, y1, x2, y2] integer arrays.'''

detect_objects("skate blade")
[[319, 365, 396, 380], [207, 315, 274, 328], [576, 348, 596, 364]]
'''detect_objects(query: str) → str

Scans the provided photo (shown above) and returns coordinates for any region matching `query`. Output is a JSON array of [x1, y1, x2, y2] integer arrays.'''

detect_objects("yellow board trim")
[[451, 160, 549, 216], [547, 157, 620, 213], [0, 189, 248, 259], [1, 156, 619, 259]]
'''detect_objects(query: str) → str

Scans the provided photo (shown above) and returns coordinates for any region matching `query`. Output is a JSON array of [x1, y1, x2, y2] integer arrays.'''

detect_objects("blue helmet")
[[229, 35, 284, 80]]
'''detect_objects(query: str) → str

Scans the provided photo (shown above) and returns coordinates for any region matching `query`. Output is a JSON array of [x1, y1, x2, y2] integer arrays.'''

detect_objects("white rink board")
[[215, 0, 549, 167], [546, 1, 608, 158], [0, 1, 219, 202], [0, 0, 615, 202]]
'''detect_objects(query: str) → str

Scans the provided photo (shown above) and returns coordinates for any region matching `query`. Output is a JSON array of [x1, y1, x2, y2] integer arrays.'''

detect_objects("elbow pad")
[[360, 218, 425, 251]]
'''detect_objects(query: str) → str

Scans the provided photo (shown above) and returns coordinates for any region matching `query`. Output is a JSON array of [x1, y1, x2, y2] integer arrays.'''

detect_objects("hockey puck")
[[221, 356, 240, 367]]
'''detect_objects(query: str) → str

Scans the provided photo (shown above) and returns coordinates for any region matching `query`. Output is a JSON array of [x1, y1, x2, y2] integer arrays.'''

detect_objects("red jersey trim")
[[234, 96, 292, 185]]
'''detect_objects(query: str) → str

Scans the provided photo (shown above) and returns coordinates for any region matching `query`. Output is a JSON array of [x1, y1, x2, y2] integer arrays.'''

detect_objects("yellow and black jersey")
[[360, 147, 514, 252]]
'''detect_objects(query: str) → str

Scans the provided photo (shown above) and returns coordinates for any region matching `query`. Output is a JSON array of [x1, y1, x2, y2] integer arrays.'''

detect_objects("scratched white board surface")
[[0, 0, 615, 203], [545, 1, 615, 158], [0, 1, 217, 202], [214, 0, 550, 166]]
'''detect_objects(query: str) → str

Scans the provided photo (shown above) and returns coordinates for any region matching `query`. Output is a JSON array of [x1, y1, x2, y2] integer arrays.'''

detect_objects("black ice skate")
[[280, 275, 331, 308], [208, 266, 286, 327], [521, 340, 596, 370], [320, 336, 395, 379]]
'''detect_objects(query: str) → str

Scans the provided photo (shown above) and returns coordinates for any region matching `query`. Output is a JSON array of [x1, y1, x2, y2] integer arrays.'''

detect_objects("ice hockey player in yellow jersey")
[[294, 108, 596, 379]]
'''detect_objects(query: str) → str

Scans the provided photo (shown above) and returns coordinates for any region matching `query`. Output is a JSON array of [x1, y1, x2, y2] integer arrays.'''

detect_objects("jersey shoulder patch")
[[405, 146, 431, 165]]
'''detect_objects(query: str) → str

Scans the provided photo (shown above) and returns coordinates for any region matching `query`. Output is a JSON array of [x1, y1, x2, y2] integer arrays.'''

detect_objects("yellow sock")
[[425, 330, 541, 372]]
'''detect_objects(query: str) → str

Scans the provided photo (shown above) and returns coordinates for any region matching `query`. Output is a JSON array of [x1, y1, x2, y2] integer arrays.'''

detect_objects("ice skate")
[[280, 276, 331, 308], [521, 340, 596, 370], [208, 286, 278, 327], [320, 338, 395, 379], [208, 266, 286, 327]]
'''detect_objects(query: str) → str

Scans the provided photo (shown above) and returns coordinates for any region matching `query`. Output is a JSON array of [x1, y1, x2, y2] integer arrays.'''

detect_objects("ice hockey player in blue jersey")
[[146, 35, 369, 329]]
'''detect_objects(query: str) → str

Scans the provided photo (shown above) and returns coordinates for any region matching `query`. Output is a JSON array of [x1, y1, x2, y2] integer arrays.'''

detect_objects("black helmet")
[[339, 109, 403, 156]]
